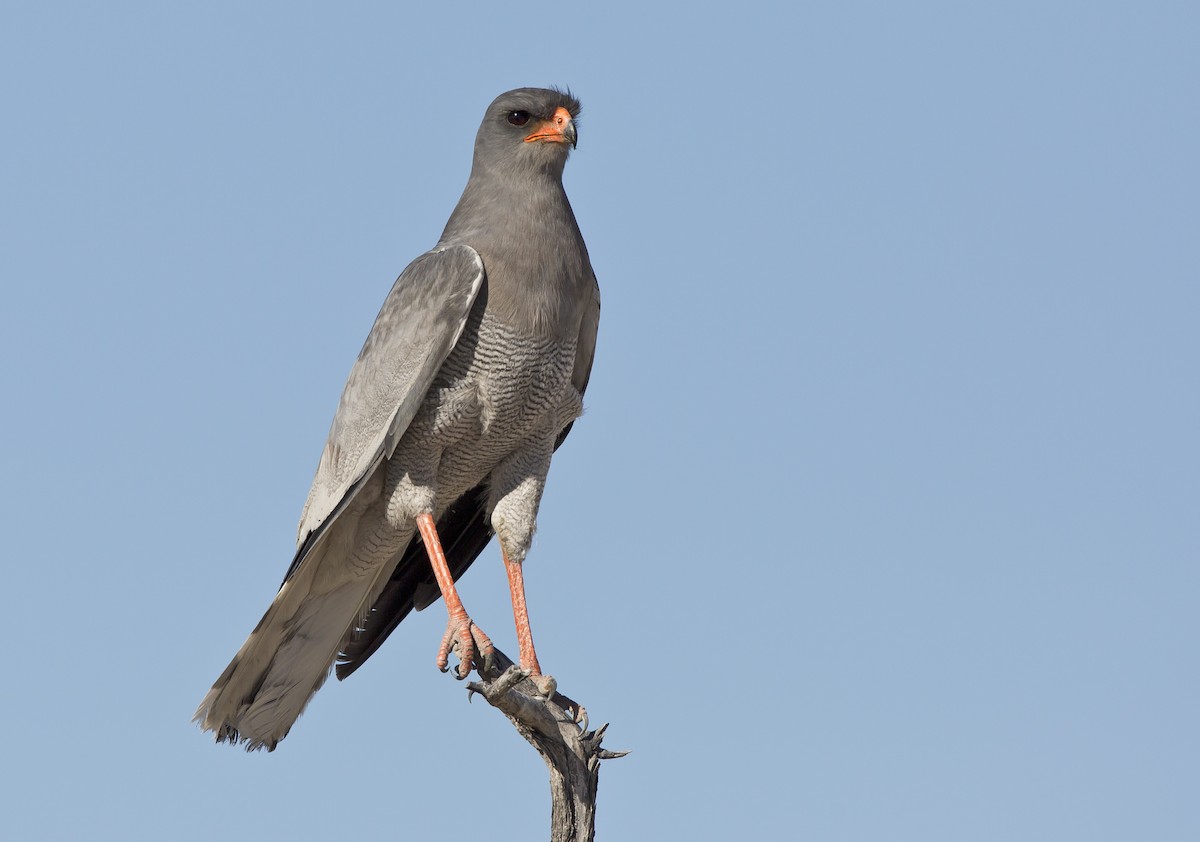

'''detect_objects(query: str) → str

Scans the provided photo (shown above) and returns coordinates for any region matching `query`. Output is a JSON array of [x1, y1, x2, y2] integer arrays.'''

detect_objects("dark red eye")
[[507, 111, 531, 127]]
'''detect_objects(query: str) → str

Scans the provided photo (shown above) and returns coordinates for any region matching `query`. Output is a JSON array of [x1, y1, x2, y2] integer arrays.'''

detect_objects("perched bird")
[[195, 87, 599, 751]]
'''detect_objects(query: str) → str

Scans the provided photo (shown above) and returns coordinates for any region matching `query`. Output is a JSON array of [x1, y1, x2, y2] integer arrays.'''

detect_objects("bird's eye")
[[507, 111, 531, 127]]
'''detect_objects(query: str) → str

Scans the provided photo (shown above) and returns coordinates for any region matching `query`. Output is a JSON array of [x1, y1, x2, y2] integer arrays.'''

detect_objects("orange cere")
[[523, 106, 574, 143]]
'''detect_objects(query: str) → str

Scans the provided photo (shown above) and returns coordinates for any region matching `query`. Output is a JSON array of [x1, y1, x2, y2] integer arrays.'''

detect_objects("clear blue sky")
[[2, 3, 1196, 840]]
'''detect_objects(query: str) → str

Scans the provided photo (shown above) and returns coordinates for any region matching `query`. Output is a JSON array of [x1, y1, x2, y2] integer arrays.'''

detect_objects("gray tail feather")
[[193, 539, 395, 751]]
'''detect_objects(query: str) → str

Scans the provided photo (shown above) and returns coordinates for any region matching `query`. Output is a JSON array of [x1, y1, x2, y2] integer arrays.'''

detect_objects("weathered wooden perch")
[[466, 649, 627, 842]]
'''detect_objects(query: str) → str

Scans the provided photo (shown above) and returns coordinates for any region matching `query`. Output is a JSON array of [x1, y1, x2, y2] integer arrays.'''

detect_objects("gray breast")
[[396, 308, 581, 501]]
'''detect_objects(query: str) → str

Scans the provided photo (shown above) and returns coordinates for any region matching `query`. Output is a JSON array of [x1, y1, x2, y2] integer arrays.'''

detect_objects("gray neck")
[[438, 169, 590, 338]]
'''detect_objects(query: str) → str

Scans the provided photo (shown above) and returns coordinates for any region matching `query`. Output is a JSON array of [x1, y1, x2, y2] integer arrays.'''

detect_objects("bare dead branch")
[[467, 649, 627, 842]]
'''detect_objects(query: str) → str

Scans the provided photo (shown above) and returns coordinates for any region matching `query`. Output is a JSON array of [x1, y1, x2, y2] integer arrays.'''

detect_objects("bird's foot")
[[526, 672, 557, 698], [437, 612, 494, 679]]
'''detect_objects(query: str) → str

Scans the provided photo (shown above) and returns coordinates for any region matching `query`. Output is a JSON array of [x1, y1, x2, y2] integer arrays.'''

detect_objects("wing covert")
[[556, 271, 600, 448], [293, 244, 484, 563]]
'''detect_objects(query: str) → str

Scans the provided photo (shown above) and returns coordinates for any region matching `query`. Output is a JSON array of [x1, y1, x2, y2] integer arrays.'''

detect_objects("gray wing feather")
[[553, 271, 599, 450], [572, 272, 601, 395], [294, 244, 484, 555]]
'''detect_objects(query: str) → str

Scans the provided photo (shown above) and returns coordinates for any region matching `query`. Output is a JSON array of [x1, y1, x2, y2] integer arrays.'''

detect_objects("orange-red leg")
[[416, 512, 493, 678], [502, 549, 541, 676]]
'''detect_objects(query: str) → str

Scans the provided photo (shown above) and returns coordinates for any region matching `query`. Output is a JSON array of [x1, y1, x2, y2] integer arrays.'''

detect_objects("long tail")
[[194, 518, 408, 751]]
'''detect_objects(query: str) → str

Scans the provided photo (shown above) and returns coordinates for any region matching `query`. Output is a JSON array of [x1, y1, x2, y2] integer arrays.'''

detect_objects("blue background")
[[2, 3, 1196, 839]]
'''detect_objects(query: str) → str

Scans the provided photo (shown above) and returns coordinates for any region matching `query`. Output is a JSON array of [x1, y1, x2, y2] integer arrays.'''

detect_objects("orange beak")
[[523, 106, 577, 149]]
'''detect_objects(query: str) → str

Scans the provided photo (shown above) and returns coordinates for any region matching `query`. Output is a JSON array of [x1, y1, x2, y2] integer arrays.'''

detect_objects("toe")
[[436, 625, 456, 673], [529, 673, 557, 698]]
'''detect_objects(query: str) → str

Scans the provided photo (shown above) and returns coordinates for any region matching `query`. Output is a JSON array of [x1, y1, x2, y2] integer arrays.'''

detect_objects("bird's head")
[[472, 87, 581, 179]]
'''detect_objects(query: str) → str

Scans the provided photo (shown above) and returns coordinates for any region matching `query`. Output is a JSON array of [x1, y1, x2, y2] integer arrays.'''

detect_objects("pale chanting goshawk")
[[195, 88, 599, 751]]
